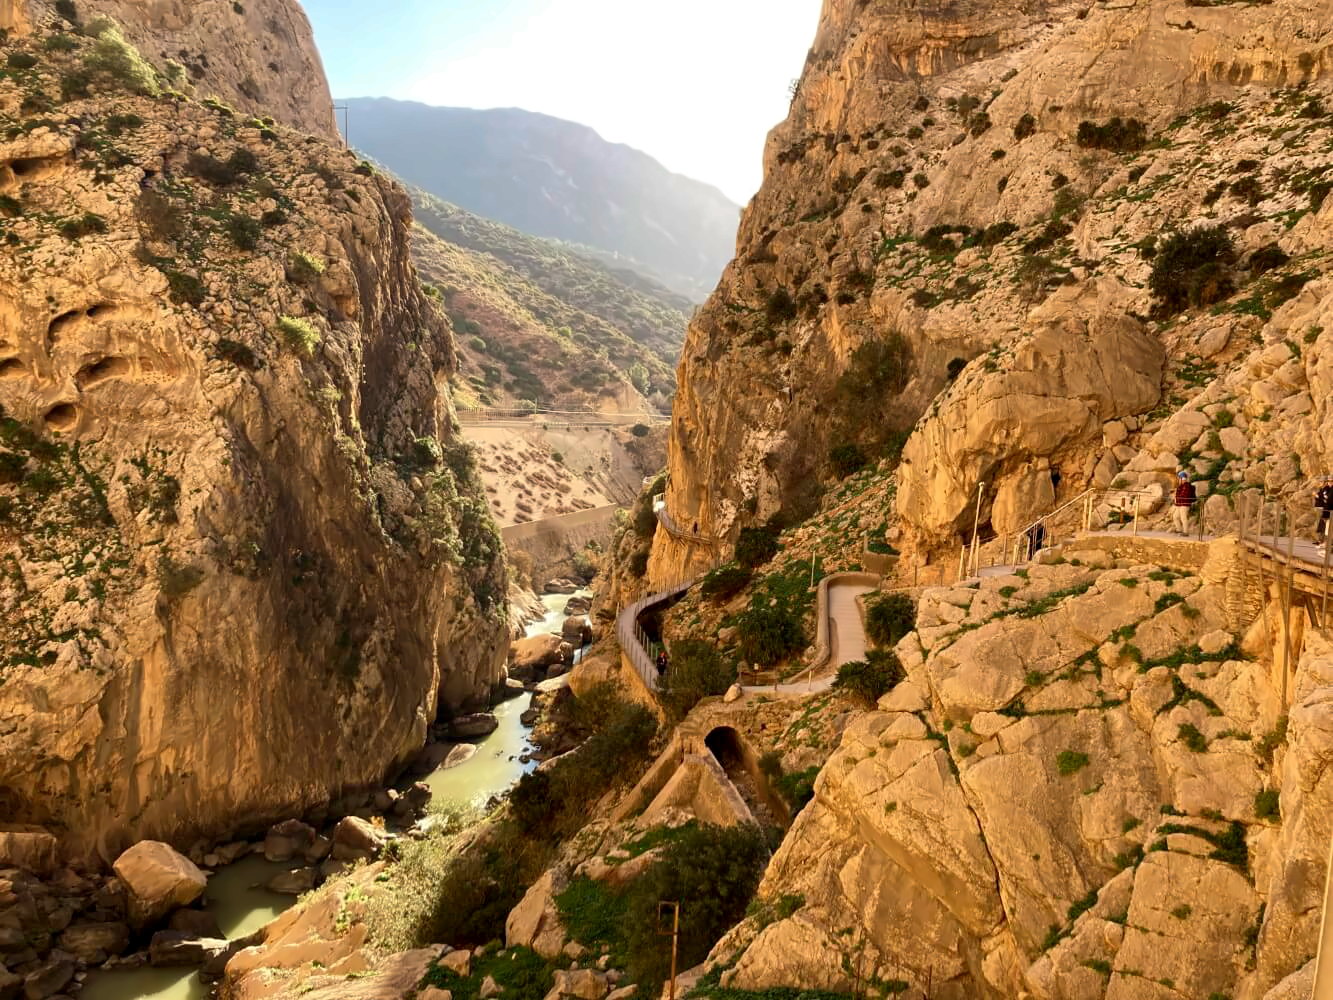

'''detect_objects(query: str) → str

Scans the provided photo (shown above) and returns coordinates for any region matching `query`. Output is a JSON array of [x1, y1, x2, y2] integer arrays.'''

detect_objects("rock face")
[[652, 0, 1333, 579], [0, 17, 508, 859], [2, 0, 336, 139], [709, 547, 1320, 999]]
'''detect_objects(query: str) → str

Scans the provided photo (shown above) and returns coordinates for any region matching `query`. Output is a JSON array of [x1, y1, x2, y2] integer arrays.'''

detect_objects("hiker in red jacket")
[[1172, 471, 1197, 535]]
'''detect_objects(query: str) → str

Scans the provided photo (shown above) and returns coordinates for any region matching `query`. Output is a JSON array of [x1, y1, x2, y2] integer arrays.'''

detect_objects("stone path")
[[827, 578, 877, 668]]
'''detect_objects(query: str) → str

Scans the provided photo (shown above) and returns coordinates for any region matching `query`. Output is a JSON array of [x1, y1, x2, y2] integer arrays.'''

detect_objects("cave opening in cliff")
[[43, 403, 77, 432]]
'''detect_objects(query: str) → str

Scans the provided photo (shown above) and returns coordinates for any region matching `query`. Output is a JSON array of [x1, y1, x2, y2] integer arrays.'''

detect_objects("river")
[[81, 590, 586, 1000]]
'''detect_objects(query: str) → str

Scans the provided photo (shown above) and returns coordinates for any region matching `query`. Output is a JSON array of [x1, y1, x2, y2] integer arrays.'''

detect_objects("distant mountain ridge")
[[340, 98, 740, 300]]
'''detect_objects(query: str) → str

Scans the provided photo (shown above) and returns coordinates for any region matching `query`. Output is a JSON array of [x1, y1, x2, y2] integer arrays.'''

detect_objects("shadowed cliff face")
[[2, 0, 337, 139], [654, 0, 1333, 582], [0, 21, 505, 859]]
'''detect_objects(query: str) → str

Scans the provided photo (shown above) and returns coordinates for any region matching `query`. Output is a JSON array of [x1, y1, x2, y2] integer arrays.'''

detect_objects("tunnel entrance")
[[704, 726, 783, 828]]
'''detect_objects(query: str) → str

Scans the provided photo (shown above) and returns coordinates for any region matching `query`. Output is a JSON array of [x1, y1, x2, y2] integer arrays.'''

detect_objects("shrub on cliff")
[[84, 20, 160, 96], [700, 564, 752, 602], [1149, 225, 1236, 316], [277, 316, 320, 356], [835, 333, 913, 403], [735, 525, 780, 568], [829, 442, 867, 479], [659, 640, 737, 720], [511, 691, 657, 837], [735, 604, 805, 666], [835, 649, 904, 705], [622, 823, 769, 987], [1076, 117, 1148, 152], [865, 592, 916, 647]]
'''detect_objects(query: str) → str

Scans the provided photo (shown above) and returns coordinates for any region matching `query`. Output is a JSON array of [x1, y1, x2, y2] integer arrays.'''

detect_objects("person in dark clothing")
[[1173, 471, 1197, 535], [1315, 477, 1333, 546], [655, 650, 668, 676], [1026, 520, 1047, 560]]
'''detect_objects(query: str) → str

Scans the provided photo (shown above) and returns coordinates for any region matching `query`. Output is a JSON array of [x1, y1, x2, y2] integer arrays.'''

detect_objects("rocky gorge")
[[9, 0, 1333, 999]]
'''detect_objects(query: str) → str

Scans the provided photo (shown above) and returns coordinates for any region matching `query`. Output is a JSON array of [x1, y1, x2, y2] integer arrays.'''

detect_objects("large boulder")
[[0, 827, 57, 876], [506, 869, 569, 960], [20, 959, 72, 1000], [330, 817, 388, 862], [57, 922, 130, 964], [450, 713, 499, 740], [510, 634, 565, 680], [112, 842, 207, 928], [264, 820, 317, 862], [897, 285, 1164, 542]]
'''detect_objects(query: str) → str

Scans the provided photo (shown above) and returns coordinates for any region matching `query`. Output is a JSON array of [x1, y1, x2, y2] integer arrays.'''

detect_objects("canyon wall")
[[0, 12, 506, 860]]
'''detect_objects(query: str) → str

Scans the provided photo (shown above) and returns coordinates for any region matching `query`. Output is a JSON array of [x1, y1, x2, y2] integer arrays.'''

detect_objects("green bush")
[[84, 21, 159, 96], [865, 592, 916, 647], [835, 649, 904, 705], [835, 332, 913, 403], [54, 0, 79, 24], [287, 250, 325, 283], [224, 214, 260, 250], [1254, 787, 1280, 821], [700, 564, 752, 602], [1149, 225, 1236, 316], [1076, 117, 1148, 152], [627, 547, 650, 577], [735, 524, 780, 568], [57, 213, 106, 239], [1013, 113, 1037, 140], [630, 423, 650, 437], [510, 691, 657, 837], [1249, 243, 1290, 276], [828, 442, 867, 478], [1056, 750, 1090, 775], [1178, 723, 1208, 753], [659, 639, 737, 719], [0, 451, 26, 484], [277, 315, 319, 356], [736, 604, 805, 666], [765, 287, 797, 324], [186, 148, 261, 187], [622, 824, 769, 988], [6, 52, 38, 70], [422, 945, 553, 1000]]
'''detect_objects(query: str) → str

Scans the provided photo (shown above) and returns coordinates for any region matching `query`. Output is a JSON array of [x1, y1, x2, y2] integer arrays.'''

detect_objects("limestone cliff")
[[0, 0, 337, 139], [657, 0, 1333, 578], [707, 540, 1321, 999], [0, 16, 507, 861]]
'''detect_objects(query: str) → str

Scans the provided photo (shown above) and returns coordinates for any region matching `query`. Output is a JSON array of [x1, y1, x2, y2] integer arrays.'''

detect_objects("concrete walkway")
[[827, 578, 877, 668]]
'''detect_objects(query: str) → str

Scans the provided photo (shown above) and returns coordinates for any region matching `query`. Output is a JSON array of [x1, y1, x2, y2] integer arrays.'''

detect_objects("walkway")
[[458, 406, 670, 425]]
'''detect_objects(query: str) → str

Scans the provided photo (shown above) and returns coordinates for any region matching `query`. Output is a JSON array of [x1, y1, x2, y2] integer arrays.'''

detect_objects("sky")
[[300, 0, 823, 204]]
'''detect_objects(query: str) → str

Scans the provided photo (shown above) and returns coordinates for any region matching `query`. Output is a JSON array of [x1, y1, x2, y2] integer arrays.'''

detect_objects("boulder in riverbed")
[[509, 634, 564, 680], [331, 817, 388, 862], [148, 930, 228, 967], [264, 819, 317, 862], [563, 595, 592, 616], [0, 826, 58, 876], [167, 908, 223, 939], [112, 842, 207, 928], [57, 921, 130, 964], [20, 958, 73, 999], [450, 713, 499, 740], [544, 578, 580, 594], [266, 867, 318, 895]]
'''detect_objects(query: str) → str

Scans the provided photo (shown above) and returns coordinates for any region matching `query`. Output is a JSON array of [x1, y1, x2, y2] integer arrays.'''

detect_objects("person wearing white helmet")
[[1172, 471, 1197, 535]]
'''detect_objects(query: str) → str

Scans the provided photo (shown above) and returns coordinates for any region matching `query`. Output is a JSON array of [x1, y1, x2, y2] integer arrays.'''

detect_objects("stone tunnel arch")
[[704, 725, 792, 829]]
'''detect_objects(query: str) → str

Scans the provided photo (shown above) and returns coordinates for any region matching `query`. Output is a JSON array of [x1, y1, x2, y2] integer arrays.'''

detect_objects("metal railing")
[[653, 494, 716, 546], [457, 406, 669, 425], [959, 488, 1154, 578]]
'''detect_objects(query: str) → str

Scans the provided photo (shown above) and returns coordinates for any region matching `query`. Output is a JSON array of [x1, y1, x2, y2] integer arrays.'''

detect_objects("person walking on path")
[[1315, 476, 1333, 548], [1173, 471, 1197, 535], [655, 649, 669, 677]]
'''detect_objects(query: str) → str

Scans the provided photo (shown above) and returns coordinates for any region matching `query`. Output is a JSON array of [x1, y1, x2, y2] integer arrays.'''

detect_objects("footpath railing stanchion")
[[1322, 523, 1332, 635]]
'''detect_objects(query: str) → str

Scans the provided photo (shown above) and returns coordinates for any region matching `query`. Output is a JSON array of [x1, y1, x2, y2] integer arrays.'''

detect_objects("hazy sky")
[[301, 0, 822, 204]]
